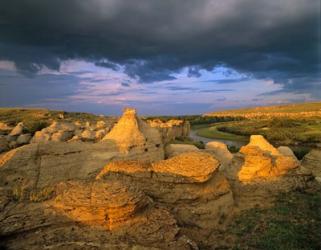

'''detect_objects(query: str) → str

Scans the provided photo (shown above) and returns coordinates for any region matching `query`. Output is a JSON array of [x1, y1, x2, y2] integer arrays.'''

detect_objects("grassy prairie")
[[196, 124, 248, 141], [225, 184, 321, 250], [0, 108, 115, 135], [205, 101, 321, 116]]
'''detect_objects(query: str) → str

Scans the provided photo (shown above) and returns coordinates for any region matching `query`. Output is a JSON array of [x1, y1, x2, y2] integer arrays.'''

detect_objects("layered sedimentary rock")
[[103, 108, 164, 161], [0, 181, 197, 250], [237, 136, 299, 182], [97, 152, 234, 243], [147, 119, 190, 143], [220, 135, 311, 210]]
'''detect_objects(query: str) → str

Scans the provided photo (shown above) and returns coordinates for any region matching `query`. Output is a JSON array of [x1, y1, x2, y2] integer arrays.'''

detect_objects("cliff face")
[[147, 119, 190, 143]]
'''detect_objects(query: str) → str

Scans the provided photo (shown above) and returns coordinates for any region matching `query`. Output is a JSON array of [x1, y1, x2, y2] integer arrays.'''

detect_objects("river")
[[190, 129, 247, 148]]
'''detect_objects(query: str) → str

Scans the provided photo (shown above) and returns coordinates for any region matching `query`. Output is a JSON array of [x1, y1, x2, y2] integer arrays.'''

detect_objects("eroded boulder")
[[205, 141, 233, 169], [97, 152, 234, 244], [302, 149, 321, 182], [9, 122, 24, 136], [165, 144, 199, 158]]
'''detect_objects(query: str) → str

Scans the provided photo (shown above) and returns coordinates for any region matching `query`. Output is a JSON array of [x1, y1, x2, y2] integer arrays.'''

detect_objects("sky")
[[0, 0, 320, 115]]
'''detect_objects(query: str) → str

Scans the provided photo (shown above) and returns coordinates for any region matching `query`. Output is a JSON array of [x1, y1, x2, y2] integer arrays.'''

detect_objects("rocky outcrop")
[[31, 120, 114, 143], [237, 136, 299, 182], [16, 133, 32, 145], [246, 135, 280, 156], [54, 180, 150, 229], [9, 122, 24, 136], [103, 108, 146, 151], [165, 143, 199, 158], [277, 146, 298, 160], [102, 108, 164, 161], [147, 119, 190, 143], [301, 149, 321, 182], [0, 122, 12, 134], [205, 141, 233, 169], [0, 180, 197, 249], [97, 152, 234, 244]]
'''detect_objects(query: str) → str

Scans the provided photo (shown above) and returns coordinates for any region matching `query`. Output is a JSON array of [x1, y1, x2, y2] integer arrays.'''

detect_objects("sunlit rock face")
[[102, 108, 164, 161], [302, 149, 321, 182], [97, 152, 234, 244], [147, 119, 190, 143], [53, 180, 150, 229], [237, 136, 299, 182]]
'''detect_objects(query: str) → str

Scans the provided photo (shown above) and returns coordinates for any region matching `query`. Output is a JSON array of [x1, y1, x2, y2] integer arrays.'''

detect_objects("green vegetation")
[[168, 136, 205, 149], [145, 114, 239, 126], [228, 185, 321, 250], [215, 118, 321, 145], [206, 101, 321, 115], [196, 124, 248, 141]]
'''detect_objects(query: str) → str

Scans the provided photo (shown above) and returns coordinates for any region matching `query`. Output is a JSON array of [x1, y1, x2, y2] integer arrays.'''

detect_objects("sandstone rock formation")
[[237, 136, 299, 182], [0, 122, 12, 134], [277, 146, 298, 160], [302, 149, 321, 182], [103, 108, 164, 161], [97, 152, 234, 244], [245, 134, 280, 156], [147, 119, 190, 143], [16, 133, 32, 145], [205, 141, 233, 169], [165, 143, 199, 158], [9, 122, 24, 136]]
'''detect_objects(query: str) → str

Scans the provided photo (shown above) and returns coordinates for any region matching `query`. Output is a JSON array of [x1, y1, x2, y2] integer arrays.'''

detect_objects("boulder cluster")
[[32, 120, 114, 143], [0, 122, 32, 152], [0, 108, 319, 249]]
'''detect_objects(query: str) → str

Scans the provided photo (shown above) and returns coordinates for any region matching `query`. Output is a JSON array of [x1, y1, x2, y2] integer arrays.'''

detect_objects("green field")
[[205, 101, 321, 116], [226, 184, 321, 249], [195, 124, 248, 141]]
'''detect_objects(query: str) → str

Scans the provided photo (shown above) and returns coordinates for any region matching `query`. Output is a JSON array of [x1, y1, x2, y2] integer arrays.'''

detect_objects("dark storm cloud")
[[0, 0, 320, 92]]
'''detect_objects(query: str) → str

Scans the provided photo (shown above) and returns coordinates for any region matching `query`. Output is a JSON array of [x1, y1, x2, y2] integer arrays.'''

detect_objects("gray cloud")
[[0, 0, 320, 95]]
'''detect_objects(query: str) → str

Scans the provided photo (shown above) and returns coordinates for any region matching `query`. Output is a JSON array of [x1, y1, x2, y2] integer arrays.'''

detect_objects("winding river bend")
[[190, 129, 247, 148]]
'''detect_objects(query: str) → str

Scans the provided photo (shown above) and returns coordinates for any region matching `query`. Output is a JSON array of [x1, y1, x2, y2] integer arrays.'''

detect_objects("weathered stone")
[[51, 131, 74, 142], [152, 152, 219, 183], [246, 135, 280, 156], [238, 145, 299, 182], [0, 122, 12, 134], [9, 122, 24, 136], [31, 131, 51, 143], [81, 129, 96, 141], [301, 149, 321, 180], [54, 180, 149, 229], [16, 133, 32, 145], [102, 108, 164, 162], [165, 144, 199, 158], [205, 141, 233, 169], [103, 108, 146, 151], [97, 152, 234, 244], [277, 146, 297, 160], [147, 119, 190, 143], [95, 129, 107, 140], [96, 120, 107, 130]]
